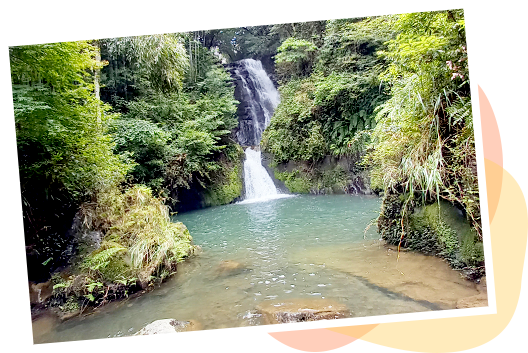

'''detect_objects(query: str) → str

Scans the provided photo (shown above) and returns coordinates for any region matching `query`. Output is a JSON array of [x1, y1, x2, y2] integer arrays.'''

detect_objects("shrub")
[[275, 37, 317, 81], [52, 185, 195, 307]]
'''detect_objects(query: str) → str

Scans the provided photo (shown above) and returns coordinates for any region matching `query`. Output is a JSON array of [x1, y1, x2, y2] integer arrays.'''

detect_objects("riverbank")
[[31, 239, 486, 342]]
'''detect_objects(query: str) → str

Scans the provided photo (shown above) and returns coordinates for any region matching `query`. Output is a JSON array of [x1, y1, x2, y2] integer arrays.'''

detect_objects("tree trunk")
[[93, 40, 102, 125]]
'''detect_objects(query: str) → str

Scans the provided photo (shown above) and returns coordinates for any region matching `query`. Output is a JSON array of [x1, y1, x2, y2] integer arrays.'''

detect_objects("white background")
[[1, 1, 527, 352]]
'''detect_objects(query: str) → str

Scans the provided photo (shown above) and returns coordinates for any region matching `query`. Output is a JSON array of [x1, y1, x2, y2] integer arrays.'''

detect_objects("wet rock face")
[[134, 319, 201, 335], [226, 62, 260, 147], [225, 60, 279, 147], [256, 299, 350, 324], [29, 281, 53, 306]]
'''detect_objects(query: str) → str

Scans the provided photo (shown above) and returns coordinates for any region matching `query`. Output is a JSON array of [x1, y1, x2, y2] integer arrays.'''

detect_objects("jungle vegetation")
[[11, 33, 241, 308]]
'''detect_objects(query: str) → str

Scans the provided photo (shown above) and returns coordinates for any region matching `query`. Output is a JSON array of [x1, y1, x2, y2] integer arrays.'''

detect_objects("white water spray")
[[242, 148, 280, 202]]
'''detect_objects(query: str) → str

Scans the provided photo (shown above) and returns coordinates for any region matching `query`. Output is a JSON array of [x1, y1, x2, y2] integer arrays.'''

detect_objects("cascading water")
[[231, 59, 287, 203], [243, 148, 279, 200], [233, 59, 280, 146]]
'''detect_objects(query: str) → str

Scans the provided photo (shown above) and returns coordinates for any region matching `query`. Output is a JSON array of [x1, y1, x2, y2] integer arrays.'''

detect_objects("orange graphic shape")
[[479, 86, 503, 167], [478, 64, 508, 222], [326, 324, 378, 340], [361, 315, 497, 353], [353, 162, 527, 352], [485, 154, 503, 224], [267, 88, 527, 352], [269, 328, 358, 352]]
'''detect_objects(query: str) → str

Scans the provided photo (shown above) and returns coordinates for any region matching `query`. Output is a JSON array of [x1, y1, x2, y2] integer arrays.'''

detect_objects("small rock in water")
[[134, 319, 202, 335], [242, 311, 261, 319], [256, 298, 350, 324], [216, 260, 245, 276]]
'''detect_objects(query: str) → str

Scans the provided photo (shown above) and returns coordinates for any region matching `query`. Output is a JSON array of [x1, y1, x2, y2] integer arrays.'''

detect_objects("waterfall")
[[243, 148, 279, 200], [231, 59, 288, 203]]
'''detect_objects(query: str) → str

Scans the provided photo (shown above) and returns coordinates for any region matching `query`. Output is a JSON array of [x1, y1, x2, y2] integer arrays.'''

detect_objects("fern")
[[83, 241, 126, 272]]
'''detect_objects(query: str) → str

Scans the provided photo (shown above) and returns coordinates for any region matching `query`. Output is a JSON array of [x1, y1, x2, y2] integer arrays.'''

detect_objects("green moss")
[[204, 163, 243, 206], [275, 165, 349, 194], [321, 165, 348, 190], [276, 170, 312, 193], [460, 235, 484, 266], [379, 197, 485, 279], [411, 203, 459, 259]]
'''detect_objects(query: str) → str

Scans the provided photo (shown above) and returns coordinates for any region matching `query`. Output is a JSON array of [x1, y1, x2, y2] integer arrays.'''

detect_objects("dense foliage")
[[275, 38, 317, 80], [10, 42, 131, 281], [262, 17, 393, 163], [362, 10, 483, 275], [12, 31, 241, 307], [366, 11, 480, 238], [101, 34, 240, 204]]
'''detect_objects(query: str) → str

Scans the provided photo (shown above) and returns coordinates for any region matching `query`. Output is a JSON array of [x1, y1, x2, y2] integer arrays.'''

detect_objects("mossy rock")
[[275, 164, 353, 195], [379, 196, 484, 279], [203, 162, 243, 206]]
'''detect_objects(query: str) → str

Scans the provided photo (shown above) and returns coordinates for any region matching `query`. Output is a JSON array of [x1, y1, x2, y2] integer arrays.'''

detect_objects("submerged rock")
[[257, 299, 349, 324], [217, 260, 245, 276], [134, 319, 201, 335]]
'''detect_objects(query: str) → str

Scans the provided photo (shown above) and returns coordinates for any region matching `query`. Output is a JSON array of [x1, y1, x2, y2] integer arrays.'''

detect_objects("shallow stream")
[[33, 194, 482, 343]]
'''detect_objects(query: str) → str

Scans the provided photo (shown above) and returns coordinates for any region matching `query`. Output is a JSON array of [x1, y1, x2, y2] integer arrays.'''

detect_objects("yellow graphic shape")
[[484, 158, 502, 223], [329, 160, 527, 352]]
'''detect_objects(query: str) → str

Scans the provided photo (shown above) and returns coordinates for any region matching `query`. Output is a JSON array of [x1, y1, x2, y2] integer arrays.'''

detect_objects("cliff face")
[[266, 153, 373, 196], [226, 62, 254, 146]]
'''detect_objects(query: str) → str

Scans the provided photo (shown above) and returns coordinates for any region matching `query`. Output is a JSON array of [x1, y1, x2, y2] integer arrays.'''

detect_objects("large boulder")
[[257, 299, 350, 324], [135, 319, 201, 335]]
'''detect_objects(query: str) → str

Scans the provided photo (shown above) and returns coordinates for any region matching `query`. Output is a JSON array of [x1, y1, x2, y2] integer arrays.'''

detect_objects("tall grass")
[[367, 10, 481, 257], [53, 185, 194, 307]]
